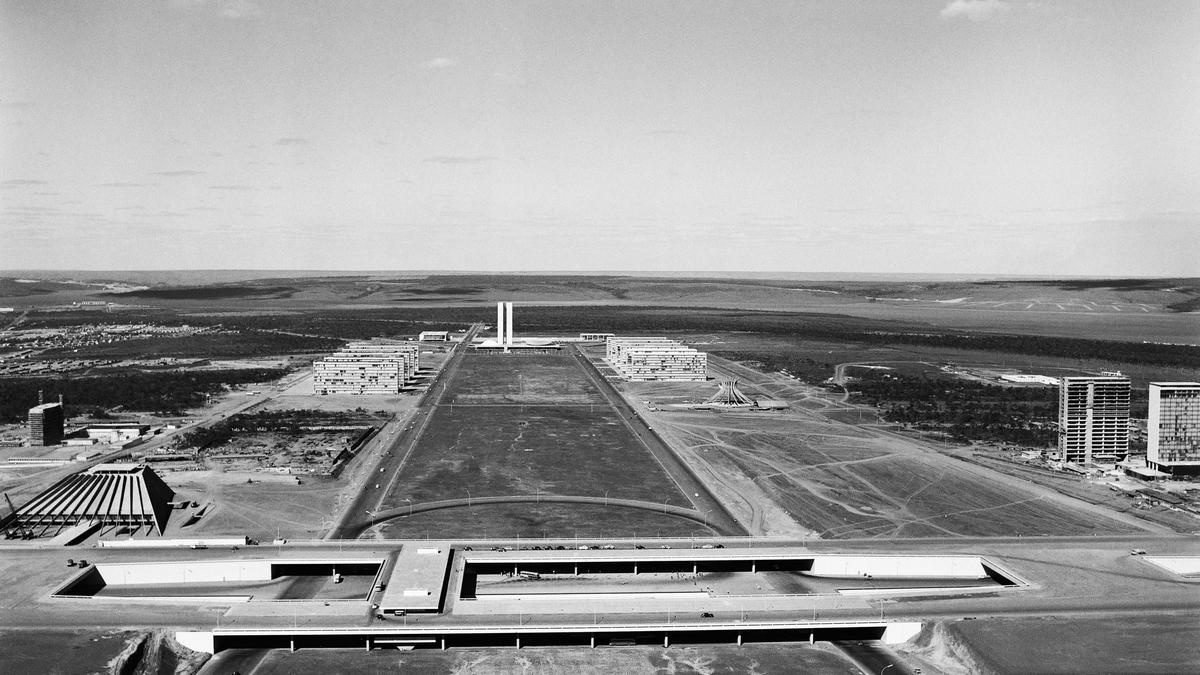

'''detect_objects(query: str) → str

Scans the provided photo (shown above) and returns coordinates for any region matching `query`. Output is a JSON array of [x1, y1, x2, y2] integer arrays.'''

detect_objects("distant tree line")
[[40, 331, 342, 360], [845, 371, 1058, 446], [382, 304, 1200, 369], [19, 303, 1200, 368], [710, 350, 834, 384], [0, 369, 287, 421]]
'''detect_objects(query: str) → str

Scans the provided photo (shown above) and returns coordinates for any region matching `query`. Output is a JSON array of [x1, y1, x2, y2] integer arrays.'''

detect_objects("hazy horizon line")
[[3, 269, 1196, 282]]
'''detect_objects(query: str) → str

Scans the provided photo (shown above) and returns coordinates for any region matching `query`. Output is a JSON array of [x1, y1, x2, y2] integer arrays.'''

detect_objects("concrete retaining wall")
[[808, 556, 987, 579], [98, 537, 248, 548], [96, 560, 273, 585], [176, 631, 215, 654]]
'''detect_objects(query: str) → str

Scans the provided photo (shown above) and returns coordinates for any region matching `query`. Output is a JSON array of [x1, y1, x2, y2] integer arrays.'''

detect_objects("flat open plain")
[[619, 354, 1153, 539], [373, 354, 702, 538]]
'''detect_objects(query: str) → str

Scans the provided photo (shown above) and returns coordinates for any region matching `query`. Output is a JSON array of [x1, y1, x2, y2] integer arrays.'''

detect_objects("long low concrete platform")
[[177, 618, 923, 654]]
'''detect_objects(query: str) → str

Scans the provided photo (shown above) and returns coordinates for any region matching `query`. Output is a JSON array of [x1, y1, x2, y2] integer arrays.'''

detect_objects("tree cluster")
[[0, 368, 286, 421], [845, 371, 1058, 446]]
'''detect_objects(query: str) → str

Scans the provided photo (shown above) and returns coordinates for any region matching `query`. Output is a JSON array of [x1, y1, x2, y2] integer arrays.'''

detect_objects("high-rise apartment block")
[[1147, 382, 1200, 475], [28, 401, 64, 446], [313, 341, 419, 395], [1058, 375, 1130, 463], [605, 337, 707, 381]]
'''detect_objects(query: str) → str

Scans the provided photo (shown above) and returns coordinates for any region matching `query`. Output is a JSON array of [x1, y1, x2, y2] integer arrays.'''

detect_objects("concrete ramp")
[[808, 555, 987, 579]]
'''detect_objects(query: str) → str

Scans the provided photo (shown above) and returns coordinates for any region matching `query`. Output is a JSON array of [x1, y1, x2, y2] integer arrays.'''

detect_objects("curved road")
[[364, 494, 727, 533]]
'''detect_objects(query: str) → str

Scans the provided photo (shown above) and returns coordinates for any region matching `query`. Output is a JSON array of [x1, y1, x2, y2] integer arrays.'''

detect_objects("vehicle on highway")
[[1131, 548, 1147, 555]]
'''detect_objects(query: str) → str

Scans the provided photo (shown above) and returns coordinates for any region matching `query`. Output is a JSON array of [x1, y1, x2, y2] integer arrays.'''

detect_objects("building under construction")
[[28, 396, 65, 446], [3, 463, 175, 536]]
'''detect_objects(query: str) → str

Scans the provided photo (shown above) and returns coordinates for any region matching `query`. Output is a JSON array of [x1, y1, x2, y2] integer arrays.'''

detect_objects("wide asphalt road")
[[325, 324, 480, 540], [570, 344, 747, 537]]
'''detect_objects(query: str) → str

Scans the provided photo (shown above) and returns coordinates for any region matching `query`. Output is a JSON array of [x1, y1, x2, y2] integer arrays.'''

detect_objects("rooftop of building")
[[28, 402, 63, 412], [87, 463, 147, 474]]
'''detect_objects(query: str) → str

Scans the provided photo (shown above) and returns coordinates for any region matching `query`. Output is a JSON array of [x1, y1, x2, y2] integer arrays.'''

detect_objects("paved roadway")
[[325, 324, 480, 540], [835, 639, 917, 675], [366, 494, 720, 531], [570, 345, 747, 536]]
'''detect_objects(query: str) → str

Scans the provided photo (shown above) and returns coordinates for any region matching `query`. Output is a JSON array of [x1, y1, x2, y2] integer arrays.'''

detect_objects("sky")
[[1, 0, 1197, 275]]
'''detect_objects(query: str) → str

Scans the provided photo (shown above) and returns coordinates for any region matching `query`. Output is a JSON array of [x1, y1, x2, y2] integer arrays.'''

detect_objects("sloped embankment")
[[894, 621, 997, 675], [107, 630, 210, 675]]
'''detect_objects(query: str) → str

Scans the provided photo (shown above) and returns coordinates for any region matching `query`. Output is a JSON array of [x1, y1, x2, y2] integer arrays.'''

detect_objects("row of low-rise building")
[[604, 337, 707, 382], [313, 341, 420, 395], [1058, 376, 1200, 475]]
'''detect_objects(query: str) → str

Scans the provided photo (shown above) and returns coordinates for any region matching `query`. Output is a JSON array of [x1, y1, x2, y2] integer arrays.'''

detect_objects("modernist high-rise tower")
[[28, 400, 65, 446], [1058, 375, 1131, 463], [495, 301, 514, 348], [1147, 382, 1200, 475]]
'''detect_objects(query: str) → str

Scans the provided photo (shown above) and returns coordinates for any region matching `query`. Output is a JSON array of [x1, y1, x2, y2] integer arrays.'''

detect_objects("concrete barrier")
[[98, 537, 248, 548], [881, 622, 923, 644], [1144, 556, 1200, 577], [95, 560, 273, 585], [176, 631, 215, 654], [477, 591, 709, 601], [808, 555, 987, 579]]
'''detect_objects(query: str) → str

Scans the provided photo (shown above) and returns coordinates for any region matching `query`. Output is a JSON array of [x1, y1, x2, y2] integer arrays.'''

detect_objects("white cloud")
[[218, 1, 263, 19], [419, 57, 458, 70], [940, 0, 1011, 21], [491, 69, 527, 86], [169, 0, 263, 19]]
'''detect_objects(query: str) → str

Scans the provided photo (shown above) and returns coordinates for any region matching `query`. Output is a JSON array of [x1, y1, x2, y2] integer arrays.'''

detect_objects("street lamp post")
[[404, 498, 412, 517], [466, 489, 472, 507]]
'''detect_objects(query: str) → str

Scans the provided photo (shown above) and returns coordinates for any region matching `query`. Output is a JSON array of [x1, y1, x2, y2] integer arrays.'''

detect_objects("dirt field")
[[165, 469, 346, 538], [443, 354, 606, 404], [251, 642, 860, 674], [386, 405, 690, 507], [643, 365, 1149, 539], [380, 355, 692, 513], [0, 629, 145, 675], [372, 502, 713, 539], [946, 614, 1200, 674]]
